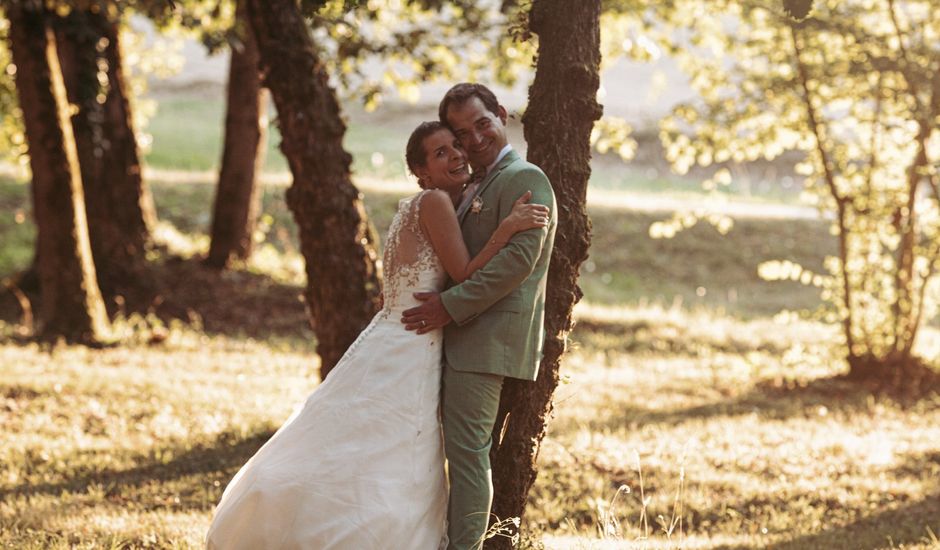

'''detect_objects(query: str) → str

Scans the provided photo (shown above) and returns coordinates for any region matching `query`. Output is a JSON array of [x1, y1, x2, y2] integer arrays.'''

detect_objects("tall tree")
[[486, 0, 602, 546], [53, 6, 156, 293], [245, 0, 382, 378], [641, 0, 940, 388], [7, 1, 109, 343], [205, 0, 268, 269]]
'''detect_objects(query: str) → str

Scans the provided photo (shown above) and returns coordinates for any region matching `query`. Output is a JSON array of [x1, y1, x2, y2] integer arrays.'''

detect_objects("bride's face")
[[415, 129, 470, 192]]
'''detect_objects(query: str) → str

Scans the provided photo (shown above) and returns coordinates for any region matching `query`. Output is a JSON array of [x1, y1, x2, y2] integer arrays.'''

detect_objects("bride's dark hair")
[[406, 121, 448, 189]]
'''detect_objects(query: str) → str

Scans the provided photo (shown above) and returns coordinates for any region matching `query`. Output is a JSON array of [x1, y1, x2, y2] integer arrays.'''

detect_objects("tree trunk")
[[53, 8, 155, 294], [8, 2, 110, 343], [206, 0, 268, 269], [486, 0, 602, 546], [245, 0, 382, 378], [790, 24, 859, 366]]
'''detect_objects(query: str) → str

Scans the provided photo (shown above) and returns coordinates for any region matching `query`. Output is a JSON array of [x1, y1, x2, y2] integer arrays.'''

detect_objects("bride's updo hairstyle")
[[406, 121, 448, 189]]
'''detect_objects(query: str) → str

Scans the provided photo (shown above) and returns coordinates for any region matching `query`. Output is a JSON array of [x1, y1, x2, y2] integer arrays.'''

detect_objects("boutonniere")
[[470, 196, 484, 214]]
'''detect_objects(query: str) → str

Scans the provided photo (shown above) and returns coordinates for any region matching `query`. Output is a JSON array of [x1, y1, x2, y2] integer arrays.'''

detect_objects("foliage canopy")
[[641, 0, 940, 375]]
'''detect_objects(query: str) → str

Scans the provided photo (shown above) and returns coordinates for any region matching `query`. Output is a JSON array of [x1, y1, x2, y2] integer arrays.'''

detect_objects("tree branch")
[[790, 22, 857, 358]]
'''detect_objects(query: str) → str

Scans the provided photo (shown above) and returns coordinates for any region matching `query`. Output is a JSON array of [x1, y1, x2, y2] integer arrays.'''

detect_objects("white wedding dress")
[[206, 190, 448, 549]]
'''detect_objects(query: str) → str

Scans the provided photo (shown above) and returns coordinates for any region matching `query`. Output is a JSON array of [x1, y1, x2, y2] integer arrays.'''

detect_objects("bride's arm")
[[419, 190, 548, 284]]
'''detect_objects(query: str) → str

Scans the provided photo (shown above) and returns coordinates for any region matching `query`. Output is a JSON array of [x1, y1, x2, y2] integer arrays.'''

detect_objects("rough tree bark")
[[53, 8, 155, 293], [245, 0, 382, 378], [486, 0, 602, 546], [8, 2, 110, 343], [206, 0, 268, 269]]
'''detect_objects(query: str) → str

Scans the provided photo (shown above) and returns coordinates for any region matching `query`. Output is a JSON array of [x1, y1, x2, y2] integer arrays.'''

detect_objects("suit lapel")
[[457, 150, 520, 225]]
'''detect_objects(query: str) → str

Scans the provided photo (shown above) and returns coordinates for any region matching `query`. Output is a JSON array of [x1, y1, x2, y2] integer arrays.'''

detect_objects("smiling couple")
[[206, 83, 557, 550]]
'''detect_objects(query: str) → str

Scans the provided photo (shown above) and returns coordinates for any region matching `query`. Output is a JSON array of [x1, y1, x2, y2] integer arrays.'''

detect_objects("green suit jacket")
[[440, 149, 557, 381]]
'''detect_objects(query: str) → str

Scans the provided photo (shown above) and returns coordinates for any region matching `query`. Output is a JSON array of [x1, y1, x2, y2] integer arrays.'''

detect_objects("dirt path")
[[587, 187, 824, 220], [134, 166, 824, 221]]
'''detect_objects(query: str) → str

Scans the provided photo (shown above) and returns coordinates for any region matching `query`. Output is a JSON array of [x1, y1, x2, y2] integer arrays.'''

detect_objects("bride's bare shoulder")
[[415, 189, 452, 215], [417, 188, 450, 205]]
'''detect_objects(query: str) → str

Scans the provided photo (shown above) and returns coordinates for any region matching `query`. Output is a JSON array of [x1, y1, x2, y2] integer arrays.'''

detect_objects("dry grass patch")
[[525, 305, 940, 549], [2, 302, 939, 549]]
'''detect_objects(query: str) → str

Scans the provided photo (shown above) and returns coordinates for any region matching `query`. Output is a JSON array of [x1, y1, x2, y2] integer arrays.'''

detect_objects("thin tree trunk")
[[206, 0, 268, 269], [899, 66, 940, 364], [8, 2, 109, 343], [53, 9, 155, 293], [486, 1, 602, 546], [791, 23, 859, 366], [245, 0, 382, 378]]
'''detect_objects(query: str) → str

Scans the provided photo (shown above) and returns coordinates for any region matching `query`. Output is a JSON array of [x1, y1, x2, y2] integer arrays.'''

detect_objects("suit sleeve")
[[439, 167, 556, 325]]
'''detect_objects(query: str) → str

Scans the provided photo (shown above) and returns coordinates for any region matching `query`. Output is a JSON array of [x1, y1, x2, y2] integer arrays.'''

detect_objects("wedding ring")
[[420, 320, 427, 328]]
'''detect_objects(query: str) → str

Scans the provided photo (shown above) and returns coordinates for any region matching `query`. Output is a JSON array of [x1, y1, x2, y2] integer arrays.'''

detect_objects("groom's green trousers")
[[441, 358, 505, 550]]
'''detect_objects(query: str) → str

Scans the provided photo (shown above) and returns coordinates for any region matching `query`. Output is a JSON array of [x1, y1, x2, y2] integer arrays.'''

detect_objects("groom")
[[402, 83, 557, 549]]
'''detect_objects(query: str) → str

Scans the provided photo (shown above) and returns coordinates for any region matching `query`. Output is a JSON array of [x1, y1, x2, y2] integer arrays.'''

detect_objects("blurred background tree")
[[5, 0, 110, 344], [52, 4, 157, 294], [642, 0, 940, 389], [0, 0, 216, 342], [204, 0, 266, 269]]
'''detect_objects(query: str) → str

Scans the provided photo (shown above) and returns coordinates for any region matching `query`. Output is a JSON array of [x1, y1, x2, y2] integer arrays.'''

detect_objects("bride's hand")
[[500, 190, 550, 235]]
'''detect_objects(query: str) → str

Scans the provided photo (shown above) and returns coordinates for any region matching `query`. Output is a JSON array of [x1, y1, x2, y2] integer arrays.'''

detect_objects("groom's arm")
[[439, 168, 555, 325]]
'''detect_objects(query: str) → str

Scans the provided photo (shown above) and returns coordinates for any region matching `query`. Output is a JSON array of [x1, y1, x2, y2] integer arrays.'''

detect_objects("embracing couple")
[[206, 83, 557, 550]]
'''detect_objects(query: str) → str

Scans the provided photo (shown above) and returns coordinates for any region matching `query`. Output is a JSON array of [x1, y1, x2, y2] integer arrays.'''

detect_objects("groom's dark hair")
[[438, 83, 501, 123]]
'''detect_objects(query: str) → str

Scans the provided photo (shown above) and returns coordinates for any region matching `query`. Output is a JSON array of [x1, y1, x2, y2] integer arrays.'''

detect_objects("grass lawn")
[[1, 91, 939, 549], [0, 171, 830, 319], [142, 92, 805, 202], [2, 302, 939, 549]]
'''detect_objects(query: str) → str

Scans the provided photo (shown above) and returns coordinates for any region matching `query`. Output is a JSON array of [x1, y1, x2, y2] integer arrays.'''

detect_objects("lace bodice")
[[381, 190, 447, 311]]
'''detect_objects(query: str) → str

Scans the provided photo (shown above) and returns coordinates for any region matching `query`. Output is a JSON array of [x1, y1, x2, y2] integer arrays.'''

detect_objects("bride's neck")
[[426, 183, 463, 207], [446, 187, 462, 207]]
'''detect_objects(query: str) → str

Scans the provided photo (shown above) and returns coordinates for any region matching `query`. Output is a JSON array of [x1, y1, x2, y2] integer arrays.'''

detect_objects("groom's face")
[[444, 96, 508, 170]]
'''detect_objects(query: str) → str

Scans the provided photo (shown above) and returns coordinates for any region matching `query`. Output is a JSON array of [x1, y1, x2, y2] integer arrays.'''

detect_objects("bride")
[[205, 121, 549, 549]]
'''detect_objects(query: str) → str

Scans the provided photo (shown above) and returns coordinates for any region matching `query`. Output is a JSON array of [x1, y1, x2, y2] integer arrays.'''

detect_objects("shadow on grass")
[[890, 450, 940, 480], [580, 450, 939, 548], [0, 427, 275, 508], [711, 455, 940, 550], [704, 495, 940, 550], [587, 375, 937, 434], [0, 256, 312, 344], [141, 256, 311, 341], [572, 316, 795, 356]]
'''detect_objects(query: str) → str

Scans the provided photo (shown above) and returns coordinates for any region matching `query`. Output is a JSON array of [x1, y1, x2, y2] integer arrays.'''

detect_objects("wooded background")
[[1, 0, 939, 548]]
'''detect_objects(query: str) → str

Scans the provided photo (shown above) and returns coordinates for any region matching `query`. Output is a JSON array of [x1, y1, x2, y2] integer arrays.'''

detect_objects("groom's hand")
[[401, 292, 453, 334]]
